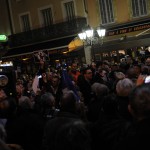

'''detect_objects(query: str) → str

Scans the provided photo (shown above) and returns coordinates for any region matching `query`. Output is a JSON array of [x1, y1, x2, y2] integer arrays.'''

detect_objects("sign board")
[[0, 35, 7, 41], [107, 22, 150, 36]]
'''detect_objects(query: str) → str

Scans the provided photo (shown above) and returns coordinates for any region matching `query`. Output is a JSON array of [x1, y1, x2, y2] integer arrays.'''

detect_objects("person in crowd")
[[93, 68, 111, 89], [0, 89, 8, 141], [58, 90, 85, 119], [77, 67, 93, 106], [0, 89, 17, 119], [90, 93, 130, 150], [42, 90, 84, 150], [0, 139, 10, 150], [40, 92, 59, 121], [132, 64, 141, 78], [0, 124, 6, 142], [144, 57, 150, 75], [87, 82, 109, 122], [7, 143, 23, 150], [68, 63, 80, 84], [126, 67, 138, 84], [116, 78, 135, 121], [108, 64, 120, 83], [16, 82, 25, 102], [26, 78, 33, 93], [125, 55, 133, 69], [17, 96, 34, 110], [90, 61, 96, 77], [111, 71, 125, 93], [5, 93, 45, 150], [101, 61, 111, 72], [116, 83, 150, 149], [49, 75, 62, 109], [145, 57, 150, 66], [54, 120, 91, 150], [141, 65, 149, 75], [38, 72, 51, 93]]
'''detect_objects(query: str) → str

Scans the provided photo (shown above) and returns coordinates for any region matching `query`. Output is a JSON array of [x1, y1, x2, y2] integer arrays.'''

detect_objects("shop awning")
[[68, 37, 83, 51], [93, 33, 150, 53], [2, 35, 76, 59]]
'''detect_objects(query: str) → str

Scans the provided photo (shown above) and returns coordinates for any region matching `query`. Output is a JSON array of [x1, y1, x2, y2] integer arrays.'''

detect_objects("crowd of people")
[[0, 56, 150, 150]]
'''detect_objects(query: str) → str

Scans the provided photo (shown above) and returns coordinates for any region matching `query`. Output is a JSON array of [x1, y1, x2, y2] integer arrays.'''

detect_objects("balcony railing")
[[8, 17, 87, 48]]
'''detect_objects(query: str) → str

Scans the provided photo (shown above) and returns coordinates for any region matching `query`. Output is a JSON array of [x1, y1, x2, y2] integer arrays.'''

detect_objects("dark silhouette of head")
[[129, 83, 150, 121], [60, 90, 77, 113], [55, 120, 91, 150]]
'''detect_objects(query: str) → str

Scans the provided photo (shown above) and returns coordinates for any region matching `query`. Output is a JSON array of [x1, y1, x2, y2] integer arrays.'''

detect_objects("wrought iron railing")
[[8, 17, 87, 47]]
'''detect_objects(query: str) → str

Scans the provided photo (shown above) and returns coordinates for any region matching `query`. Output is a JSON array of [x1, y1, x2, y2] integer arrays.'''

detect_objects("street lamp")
[[78, 26, 106, 45], [96, 27, 106, 44], [78, 26, 106, 63], [78, 27, 94, 45]]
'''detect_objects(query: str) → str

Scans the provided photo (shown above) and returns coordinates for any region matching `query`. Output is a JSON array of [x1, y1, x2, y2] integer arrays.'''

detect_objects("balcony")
[[8, 17, 87, 48]]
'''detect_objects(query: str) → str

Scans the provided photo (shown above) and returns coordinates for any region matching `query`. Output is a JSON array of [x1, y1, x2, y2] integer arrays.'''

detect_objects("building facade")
[[86, 0, 150, 63], [0, 0, 12, 58], [2, 0, 88, 74], [1, 0, 150, 71]]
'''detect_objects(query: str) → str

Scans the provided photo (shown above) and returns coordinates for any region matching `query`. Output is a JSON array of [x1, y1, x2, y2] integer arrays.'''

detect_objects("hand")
[[136, 74, 146, 86]]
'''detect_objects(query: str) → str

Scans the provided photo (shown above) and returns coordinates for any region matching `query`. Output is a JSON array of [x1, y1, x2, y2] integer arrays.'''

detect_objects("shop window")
[[119, 50, 125, 55], [110, 51, 117, 57], [102, 52, 110, 61], [110, 51, 117, 62], [131, 0, 148, 18], [103, 53, 109, 57], [99, 0, 115, 24], [119, 50, 125, 59]]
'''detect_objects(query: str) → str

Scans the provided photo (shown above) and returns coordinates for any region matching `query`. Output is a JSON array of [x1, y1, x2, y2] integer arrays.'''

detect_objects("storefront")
[[93, 18, 150, 63], [2, 35, 84, 74]]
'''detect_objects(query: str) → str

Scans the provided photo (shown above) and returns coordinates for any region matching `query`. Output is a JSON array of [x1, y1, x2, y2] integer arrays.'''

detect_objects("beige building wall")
[[114, 0, 130, 23], [9, 0, 86, 34], [86, 0, 99, 28], [86, 0, 150, 41], [86, 0, 150, 25], [0, 0, 11, 35]]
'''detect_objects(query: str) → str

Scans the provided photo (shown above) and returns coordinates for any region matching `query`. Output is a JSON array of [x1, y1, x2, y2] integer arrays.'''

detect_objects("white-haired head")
[[116, 78, 135, 97]]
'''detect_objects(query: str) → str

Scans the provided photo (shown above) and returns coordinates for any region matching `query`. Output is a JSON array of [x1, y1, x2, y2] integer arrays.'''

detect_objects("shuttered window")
[[20, 14, 30, 31], [64, 1, 75, 21], [99, 0, 114, 24], [131, 0, 148, 17], [41, 8, 53, 26]]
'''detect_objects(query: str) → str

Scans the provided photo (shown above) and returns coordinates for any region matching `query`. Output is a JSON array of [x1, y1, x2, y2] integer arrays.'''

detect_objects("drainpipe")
[[6, 0, 13, 35], [83, 0, 88, 14], [83, 0, 89, 25]]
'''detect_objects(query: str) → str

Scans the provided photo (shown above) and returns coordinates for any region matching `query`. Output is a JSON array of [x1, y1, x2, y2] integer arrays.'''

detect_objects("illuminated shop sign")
[[0, 61, 13, 67], [107, 23, 150, 36], [0, 35, 7, 41]]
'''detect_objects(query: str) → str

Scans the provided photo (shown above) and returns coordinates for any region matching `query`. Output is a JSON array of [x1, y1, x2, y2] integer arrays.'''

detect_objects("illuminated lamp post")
[[78, 26, 106, 64]]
